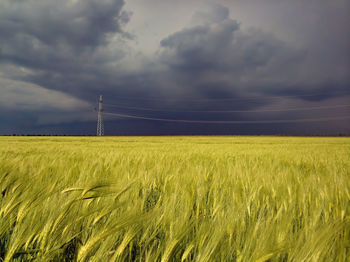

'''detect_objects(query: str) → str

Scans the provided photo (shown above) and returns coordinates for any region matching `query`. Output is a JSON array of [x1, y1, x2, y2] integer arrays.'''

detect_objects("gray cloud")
[[159, 5, 317, 101], [0, 0, 128, 49], [191, 3, 229, 25], [0, 0, 133, 98], [0, 0, 131, 79]]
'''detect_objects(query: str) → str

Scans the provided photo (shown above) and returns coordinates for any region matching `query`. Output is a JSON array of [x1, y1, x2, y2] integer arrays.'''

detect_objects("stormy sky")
[[1, 0, 350, 135]]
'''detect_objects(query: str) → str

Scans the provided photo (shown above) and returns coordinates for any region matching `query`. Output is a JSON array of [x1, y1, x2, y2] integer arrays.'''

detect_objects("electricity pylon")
[[96, 95, 104, 136]]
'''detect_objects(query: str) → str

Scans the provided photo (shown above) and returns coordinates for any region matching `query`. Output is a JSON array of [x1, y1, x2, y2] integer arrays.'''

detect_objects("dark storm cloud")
[[0, 0, 132, 98], [1, 0, 129, 49], [159, 5, 340, 102], [0, 0, 131, 83], [1, 0, 349, 135], [1, 0, 346, 101]]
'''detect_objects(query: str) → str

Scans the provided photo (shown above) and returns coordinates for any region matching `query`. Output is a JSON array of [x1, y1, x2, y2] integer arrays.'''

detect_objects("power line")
[[103, 103, 350, 113], [104, 91, 350, 102], [103, 112, 350, 124]]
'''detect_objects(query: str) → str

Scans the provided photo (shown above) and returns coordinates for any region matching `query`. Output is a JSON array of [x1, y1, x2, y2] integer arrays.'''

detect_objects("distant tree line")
[[8, 134, 96, 136], [11, 134, 67, 136], [3, 133, 349, 137]]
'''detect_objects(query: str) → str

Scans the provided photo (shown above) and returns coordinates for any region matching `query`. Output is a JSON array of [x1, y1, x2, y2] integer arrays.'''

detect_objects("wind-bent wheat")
[[0, 136, 349, 261]]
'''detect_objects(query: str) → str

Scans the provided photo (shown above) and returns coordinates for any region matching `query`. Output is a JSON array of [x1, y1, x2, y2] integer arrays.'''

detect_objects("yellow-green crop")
[[0, 136, 349, 261]]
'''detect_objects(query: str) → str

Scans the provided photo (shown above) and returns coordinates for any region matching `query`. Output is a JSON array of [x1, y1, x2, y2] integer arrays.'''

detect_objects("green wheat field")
[[0, 136, 349, 261]]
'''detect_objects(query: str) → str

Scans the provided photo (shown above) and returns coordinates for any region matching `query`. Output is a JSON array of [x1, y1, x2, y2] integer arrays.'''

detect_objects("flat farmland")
[[0, 136, 349, 261]]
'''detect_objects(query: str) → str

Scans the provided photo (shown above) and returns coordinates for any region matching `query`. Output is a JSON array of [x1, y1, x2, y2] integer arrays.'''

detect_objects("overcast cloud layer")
[[1, 0, 349, 135]]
